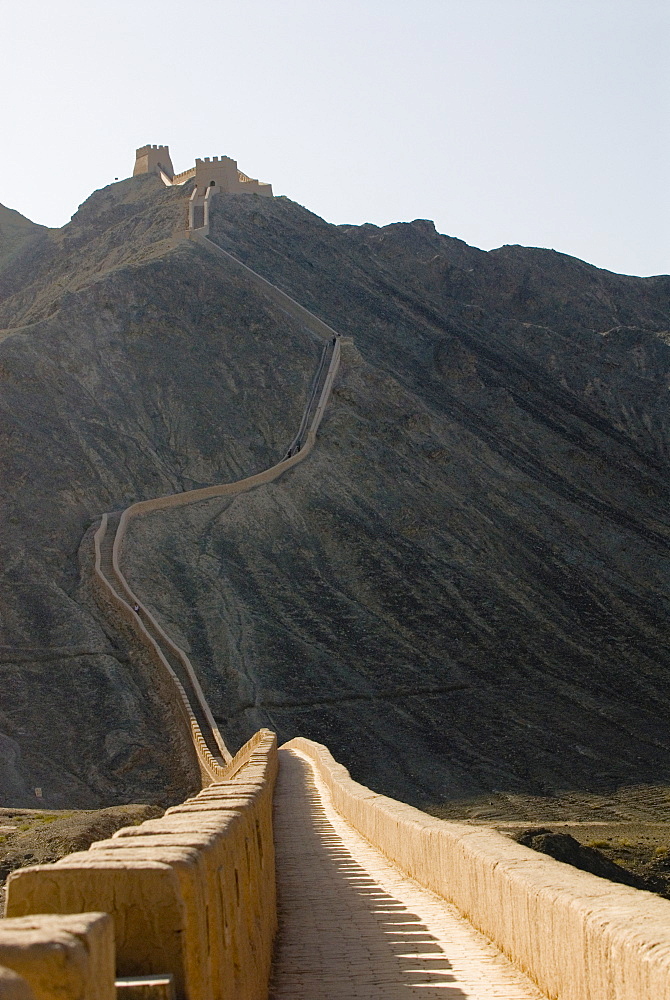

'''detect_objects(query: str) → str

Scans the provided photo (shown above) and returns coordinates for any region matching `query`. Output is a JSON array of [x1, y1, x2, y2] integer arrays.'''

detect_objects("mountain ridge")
[[1, 176, 669, 820]]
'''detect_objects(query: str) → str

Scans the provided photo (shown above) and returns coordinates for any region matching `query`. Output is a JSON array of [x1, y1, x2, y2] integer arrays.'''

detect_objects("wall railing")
[[287, 738, 670, 1000], [5, 731, 278, 1000]]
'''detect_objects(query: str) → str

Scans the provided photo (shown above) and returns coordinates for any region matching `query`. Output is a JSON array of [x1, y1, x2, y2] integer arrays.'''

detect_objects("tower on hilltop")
[[133, 144, 175, 180], [132, 145, 272, 197]]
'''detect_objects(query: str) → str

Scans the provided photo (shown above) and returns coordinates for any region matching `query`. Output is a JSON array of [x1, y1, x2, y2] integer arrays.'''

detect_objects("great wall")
[[1, 149, 670, 1000]]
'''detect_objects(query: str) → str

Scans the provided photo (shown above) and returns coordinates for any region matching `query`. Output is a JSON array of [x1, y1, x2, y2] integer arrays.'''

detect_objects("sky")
[[1, 0, 667, 276]]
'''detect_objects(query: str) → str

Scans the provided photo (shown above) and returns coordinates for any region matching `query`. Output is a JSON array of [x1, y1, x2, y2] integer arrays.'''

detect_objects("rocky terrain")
[[0, 205, 49, 274], [1, 175, 670, 829]]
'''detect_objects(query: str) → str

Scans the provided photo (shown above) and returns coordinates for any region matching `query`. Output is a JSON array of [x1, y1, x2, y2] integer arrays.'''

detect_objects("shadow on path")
[[271, 749, 546, 999], [271, 750, 470, 998]]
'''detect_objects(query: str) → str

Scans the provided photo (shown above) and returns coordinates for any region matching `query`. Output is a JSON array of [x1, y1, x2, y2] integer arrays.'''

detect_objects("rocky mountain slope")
[[0, 204, 48, 273], [1, 175, 669, 817]]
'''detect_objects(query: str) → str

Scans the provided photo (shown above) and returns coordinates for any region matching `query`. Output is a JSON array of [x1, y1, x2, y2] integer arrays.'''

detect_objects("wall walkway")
[[271, 746, 545, 1000], [287, 739, 670, 1000]]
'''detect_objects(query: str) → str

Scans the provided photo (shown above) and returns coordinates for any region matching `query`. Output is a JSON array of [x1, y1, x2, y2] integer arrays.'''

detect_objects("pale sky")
[[1, 0, 667, 276]]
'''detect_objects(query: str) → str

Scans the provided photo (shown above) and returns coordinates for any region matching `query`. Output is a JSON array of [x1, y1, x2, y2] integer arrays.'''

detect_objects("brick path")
[[270, 748, 547, 999]]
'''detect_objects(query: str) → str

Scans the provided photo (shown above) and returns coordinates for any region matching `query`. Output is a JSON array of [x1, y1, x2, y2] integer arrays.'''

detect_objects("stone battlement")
[[132, 145, 174, 180], [5, 731, 278, 1000], [133, 144, 272, 197]]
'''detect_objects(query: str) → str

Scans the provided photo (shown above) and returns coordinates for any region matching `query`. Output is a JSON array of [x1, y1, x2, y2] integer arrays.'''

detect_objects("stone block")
[[110, 816, 239, 839], [5, 860, 194, 999], [0, 967, 35, 1000], [164, 802, 248, 815], [0, 913, 114, 1000]]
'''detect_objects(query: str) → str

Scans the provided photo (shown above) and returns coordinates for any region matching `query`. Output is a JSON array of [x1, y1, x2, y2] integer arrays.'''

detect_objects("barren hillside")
[[1, 176, 670, 819]]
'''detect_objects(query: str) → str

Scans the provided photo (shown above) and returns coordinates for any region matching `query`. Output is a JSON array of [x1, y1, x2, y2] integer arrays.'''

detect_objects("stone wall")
[[132, 146, 271, 196], [91, 328, 340, 786], [5, 731, 278, 1000], [92, 514, 226, 789], [287, 737, 670, 1000], [0, 913, 115, 1000], [132, 146, 174, 180], [88, 233, 342, 788]]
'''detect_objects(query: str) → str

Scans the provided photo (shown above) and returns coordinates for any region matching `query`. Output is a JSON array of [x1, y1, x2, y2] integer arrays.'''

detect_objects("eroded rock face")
[[0, 204, 47, 274], [1, 177, 670, 811]]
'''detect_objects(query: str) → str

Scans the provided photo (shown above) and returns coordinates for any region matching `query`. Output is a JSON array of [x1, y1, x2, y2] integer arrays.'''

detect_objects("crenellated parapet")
[[193, 155, 272, 196], [5, 731, 279, 1000], [132, 144, 272, 196], [132, 144, 174, 180]]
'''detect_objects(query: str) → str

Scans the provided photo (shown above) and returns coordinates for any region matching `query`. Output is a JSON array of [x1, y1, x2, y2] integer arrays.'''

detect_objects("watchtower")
[[131, 144, 272, 199], [133, 144, 175, 180], [194, 156, 272, 197], [194, 156, 239, 195]]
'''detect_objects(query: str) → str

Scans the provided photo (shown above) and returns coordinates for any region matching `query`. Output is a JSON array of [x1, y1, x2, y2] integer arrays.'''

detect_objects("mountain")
[[0, 204, 48, 272], [1, 173, 670, 819]]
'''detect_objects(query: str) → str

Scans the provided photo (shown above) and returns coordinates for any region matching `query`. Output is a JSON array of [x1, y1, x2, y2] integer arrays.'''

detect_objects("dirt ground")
[[0, 803, 163, 913]]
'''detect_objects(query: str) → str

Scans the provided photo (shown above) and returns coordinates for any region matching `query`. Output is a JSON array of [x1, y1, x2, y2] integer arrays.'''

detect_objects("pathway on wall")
[[284, 338, 332, 458], [271, 748, 547, 1000], [96, 511, 227, 765]]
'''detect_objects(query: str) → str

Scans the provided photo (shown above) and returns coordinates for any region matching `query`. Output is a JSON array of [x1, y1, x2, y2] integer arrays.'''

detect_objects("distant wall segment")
[[90, 231, 342, 786], [91, 334, 339, 786], [92, 514, 230, 787], [133, 145, 272, 196]]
